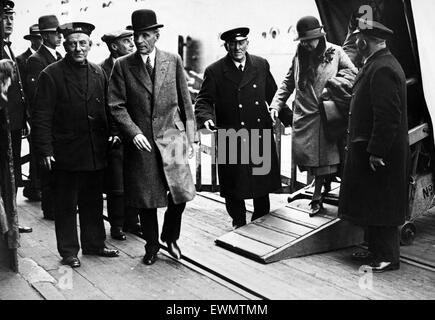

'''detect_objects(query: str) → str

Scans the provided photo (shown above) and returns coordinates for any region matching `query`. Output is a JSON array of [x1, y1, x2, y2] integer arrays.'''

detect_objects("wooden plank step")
[[256, 215, 313, 237], [235, 223, 297, 248], [216, 232, 276, 259], [271, 206, 331, 228]]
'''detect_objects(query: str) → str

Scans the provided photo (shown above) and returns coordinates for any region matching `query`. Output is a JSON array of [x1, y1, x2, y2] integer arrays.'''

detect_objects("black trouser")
[[225, 194, 270, 227], [53, 169, 106, 258], [23, 134, 41, 193], [40, 167, 55, 219], [366, 226, 400, 264], [107, 194, 140, 229], [139, 193, 185, 253], [10, 129, 22, 188]]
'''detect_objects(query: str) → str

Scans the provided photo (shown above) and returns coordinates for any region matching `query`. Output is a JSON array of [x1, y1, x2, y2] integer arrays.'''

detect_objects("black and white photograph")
[[0, 0, 434, 309]]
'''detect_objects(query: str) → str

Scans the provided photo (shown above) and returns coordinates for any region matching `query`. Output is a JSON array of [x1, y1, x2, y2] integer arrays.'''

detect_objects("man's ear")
[[224, 43, 229, 52], [62, 41, 68, 52], [89, 39, 93, 48], [110, 42, 117, 51]]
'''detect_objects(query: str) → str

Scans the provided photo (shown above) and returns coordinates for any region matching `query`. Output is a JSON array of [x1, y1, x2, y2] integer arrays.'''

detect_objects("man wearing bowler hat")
[[2, 0, 33, 233], [109, 9, 196, 265], [100, 29, 142, 241], [32, 22, 119, 268], [26, 15, 62, 221], [195, 27, 281, 229], [16, 23, 42, 202], [338, 19, 409, 273]]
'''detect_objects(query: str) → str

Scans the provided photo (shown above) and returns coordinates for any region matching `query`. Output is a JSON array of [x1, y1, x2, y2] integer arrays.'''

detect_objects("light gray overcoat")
[[270, 42, 356, 169], [108, 49, 196, 208]]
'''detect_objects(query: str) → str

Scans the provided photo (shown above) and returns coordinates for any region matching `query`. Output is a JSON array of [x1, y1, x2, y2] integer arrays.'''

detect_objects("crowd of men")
[[2, 0, 409, 274]]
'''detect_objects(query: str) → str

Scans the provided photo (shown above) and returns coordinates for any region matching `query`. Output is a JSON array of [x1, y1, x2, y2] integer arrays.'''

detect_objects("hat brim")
[[24, 34, 42, 40], [127, 23, 164, 32], [295, 32, 326, 41], [39, 28, 59, 32]]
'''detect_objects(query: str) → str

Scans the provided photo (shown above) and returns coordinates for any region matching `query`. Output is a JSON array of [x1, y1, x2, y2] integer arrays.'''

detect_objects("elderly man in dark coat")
[[338, 20, 409, 273], [99, 29, 141, 241], [32, 22, 119, 268], [195, 27, 281, 229], [109, 9, 196, 265]]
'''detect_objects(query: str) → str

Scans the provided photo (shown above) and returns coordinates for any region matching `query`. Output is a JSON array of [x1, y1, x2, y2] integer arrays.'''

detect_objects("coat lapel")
[[86, 63, 100, 101], [129, 52, 153, 94], [238, 54, 258, 89], [153, 49, 169, 102], [39, 45, 57, 65]]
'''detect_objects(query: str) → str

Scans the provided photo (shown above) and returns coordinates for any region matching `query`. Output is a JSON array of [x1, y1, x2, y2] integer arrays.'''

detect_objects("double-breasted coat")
[[270, 42, 356, 171], [338, 48, 409, 227], [108, 49, 196, 208], [31, 57, 110, 172], [195, 53, 281, 200], [16, 48, 33, 96]]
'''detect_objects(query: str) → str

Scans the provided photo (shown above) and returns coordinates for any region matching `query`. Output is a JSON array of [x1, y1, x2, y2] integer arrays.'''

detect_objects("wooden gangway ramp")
[[216, 197, 364, 263]]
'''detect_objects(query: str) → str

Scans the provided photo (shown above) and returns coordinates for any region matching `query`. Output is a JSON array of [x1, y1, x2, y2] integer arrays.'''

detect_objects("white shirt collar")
[[140, 48, 156, 68], [30, 47, 36, 54], [43, 44, 58, 60], [233, 59, 246, 71]]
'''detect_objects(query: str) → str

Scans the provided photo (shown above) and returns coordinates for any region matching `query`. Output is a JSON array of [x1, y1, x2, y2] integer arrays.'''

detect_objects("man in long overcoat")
[[195, 27, 281, 228], [338, 20, 409, 273], [26, 15, 62, 220], [32, 22, 119, 268], [109, 9, 196, 265]]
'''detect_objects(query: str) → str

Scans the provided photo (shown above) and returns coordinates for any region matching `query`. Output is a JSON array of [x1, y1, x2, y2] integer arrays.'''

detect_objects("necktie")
[[146, 56, 153, 79], [238, 64, 243, 72]]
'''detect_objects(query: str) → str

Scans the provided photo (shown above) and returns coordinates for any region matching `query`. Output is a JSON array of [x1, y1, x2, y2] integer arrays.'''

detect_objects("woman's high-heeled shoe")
[[309, 199, 323, 217]]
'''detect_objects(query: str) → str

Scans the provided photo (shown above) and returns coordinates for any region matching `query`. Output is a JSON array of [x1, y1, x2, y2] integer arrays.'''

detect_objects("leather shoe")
[[167, 241, 182, 260], [111, 227, 126, 241], [309, 199, 323, 217], [143, 250, 158, 265], [23, 188, 42, 201], [351, 251, 374, 262], [19, 225, 33, 233], [124, 224, 143, 238], [361, 261, 400, 273], [61, 256, 81, 268], [82, 247, 120, 257]]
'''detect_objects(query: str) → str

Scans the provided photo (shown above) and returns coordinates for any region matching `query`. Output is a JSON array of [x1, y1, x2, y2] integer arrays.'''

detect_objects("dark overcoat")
[[31, 57, 109, 172], [16, 48, 33, 96], [99, 56, 114, 79], [2, 47, 26, 131], [26, 45, 60, 107], [338, 48, 409, 227], [195, 53, 281, 199], [108, 49, 196, 208]]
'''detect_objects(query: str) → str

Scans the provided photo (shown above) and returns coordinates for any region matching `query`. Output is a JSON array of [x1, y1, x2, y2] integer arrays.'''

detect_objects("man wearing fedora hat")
[[109, 9, 196, 265], [2, 0, 33, 233], [195, 27, 281, 229], [270, 16, 356, 217], [99, 29, 141, 241], [338, 19, 409, 273], [32, 22, 119, 268], [16, 23, 42, 202], [26, 15, 62, 221]]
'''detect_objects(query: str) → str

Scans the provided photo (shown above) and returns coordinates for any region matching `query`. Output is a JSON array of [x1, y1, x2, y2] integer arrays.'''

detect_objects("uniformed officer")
[[195, 27, 281, 228], [17, 23, 42, 202], [31, 22, 119, 268]]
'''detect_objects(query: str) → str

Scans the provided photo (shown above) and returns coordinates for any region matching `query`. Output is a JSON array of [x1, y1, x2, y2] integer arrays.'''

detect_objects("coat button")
[[344, 146, 349, 151], [241, 122, 245, 126], [257, 118, 261, 122], [347, 129, 350, 134], [239, 104, 243, 108], [253, 84, 257, 88], [255, 101, 259, 105]]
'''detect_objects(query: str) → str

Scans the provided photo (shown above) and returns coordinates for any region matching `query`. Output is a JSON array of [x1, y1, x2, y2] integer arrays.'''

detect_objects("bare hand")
[[133, 134, 152, 152], [204, 119, 217, 133], [369, 155, 385, 172], [270, 109, 279, 125], [42, 156, 55, 171]]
